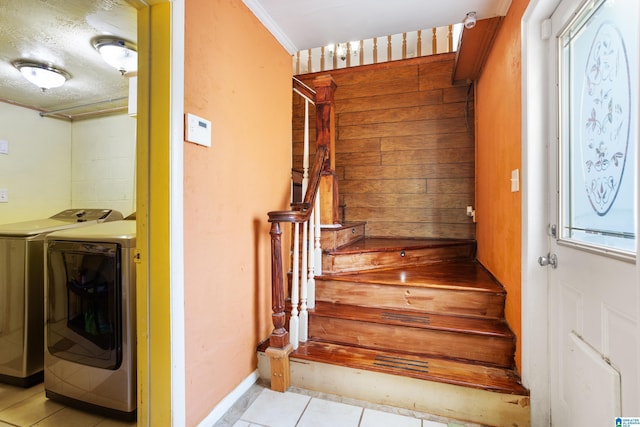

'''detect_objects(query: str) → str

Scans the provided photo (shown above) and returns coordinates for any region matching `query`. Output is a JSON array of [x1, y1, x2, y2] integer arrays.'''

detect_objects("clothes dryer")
[[44, 219, 136, 420], [0, 209, 123, 386]]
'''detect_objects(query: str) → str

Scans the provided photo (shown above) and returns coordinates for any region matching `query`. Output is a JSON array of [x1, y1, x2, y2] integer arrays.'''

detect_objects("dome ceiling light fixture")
[[92, 37, 138, 75], [13, 60, 70, 92]]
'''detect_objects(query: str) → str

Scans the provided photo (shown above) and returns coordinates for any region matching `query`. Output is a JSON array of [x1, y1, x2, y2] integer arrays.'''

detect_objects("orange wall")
[[183, 0, 292, 424], [475, 0, 528, 370]]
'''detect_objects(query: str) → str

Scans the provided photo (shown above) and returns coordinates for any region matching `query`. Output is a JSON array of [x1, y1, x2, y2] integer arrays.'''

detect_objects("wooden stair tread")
[[317, 261, 505, 293], [311, 302, 514, 337], [325, 237, 474, 255], [291, 341, 528, 395]]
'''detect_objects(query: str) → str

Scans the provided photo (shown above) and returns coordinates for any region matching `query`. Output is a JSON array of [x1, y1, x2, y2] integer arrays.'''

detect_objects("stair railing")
[[266, 75, 336, 392], [293, 24, 461, 74]]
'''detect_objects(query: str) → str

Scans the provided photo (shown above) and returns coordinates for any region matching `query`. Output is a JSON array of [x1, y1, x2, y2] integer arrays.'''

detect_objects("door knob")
[[538, 253, 558, 269]]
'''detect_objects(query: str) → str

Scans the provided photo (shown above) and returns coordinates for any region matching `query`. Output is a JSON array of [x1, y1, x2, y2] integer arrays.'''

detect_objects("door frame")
[[521, 0, 559, 425], [135, 0, 186, 425], [523, 1, 640, 425]]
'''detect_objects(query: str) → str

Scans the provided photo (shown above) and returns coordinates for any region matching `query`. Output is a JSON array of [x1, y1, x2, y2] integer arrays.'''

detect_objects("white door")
[[546, 0, 639, 425]]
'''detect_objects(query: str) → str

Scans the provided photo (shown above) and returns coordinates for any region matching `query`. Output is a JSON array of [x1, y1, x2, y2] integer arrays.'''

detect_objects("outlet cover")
[[0, 189, 8, 202], [0, 140, 8, 154]]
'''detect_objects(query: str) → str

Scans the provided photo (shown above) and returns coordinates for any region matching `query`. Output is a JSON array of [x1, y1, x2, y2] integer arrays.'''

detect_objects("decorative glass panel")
[[559, 0, 638, 257]]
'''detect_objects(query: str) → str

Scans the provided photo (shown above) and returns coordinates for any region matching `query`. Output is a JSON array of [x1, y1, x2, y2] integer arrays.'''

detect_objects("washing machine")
[[44, 218, 136, 420], [0, 209, 123, 387]]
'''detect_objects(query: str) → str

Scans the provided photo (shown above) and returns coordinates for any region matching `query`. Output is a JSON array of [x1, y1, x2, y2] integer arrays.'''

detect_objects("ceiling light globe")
[[13, 61, 69, 91], [93, 38, 138, 75]]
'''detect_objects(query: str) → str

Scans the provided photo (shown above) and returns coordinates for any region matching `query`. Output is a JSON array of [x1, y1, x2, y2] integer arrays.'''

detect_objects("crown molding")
[[242, 0, 298, 54], [496, 0, 513, 15]]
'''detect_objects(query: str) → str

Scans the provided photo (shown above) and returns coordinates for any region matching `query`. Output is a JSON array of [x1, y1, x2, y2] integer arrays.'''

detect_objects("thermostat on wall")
[[185, 113, 211, 147]]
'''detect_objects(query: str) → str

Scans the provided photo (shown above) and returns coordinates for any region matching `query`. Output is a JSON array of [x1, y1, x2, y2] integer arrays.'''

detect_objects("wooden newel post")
[[269, 221, 288, 348], [313, 75, 337, 170], [313, 75, 341, 225], [267, 221, 292, 391]]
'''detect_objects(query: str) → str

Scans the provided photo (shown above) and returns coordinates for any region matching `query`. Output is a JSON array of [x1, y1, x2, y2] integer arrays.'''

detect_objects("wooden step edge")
[[321, 260, 474, 276], [306, 336, 515, 370], [290, 341, 529, 396], [324, 237, 476, 255], [310, 302, 515, 338], [320, 221, 366, 231], [315, 261, 506, 294], [315, 274, 507, 295]]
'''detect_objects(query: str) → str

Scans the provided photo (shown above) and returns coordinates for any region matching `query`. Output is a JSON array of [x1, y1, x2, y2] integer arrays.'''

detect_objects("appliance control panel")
[[50, 209, 124, 222]]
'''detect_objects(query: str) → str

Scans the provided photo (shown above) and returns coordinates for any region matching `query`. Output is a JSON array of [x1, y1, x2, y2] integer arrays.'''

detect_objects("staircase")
[[258, 223, 530, 427]]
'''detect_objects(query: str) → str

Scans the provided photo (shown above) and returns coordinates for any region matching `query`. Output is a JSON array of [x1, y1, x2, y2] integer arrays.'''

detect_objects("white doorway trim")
[[170, 0, 186, 424], [521, 0, 559, 425]]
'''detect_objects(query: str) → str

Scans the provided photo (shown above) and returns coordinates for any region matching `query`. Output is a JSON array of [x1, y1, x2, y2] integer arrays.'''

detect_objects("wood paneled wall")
[[294, 54, 475, 239], [475, 0, 526, 371]]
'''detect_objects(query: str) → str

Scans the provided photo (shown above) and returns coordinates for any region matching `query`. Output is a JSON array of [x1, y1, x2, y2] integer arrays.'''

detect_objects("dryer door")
[[46, 240, 122, 370]]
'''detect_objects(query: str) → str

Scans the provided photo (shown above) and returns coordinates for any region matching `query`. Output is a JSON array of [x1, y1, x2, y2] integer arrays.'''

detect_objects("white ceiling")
[[244, 0, 512, 53], [0, 0, 510, 119]]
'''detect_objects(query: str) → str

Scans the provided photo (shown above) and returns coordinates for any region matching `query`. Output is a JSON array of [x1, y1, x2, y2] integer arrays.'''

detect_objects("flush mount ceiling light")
[[463, 11, 477, 29], [13, 60, 70, 91], [92, 37, 138, 75]]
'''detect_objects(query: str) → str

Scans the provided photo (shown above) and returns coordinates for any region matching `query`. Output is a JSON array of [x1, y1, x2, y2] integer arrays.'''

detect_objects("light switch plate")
[[0, 189, 8, 203], [185, 113, 211, 147], [511, 169, 520, 192], [0, 140, 8, 154]]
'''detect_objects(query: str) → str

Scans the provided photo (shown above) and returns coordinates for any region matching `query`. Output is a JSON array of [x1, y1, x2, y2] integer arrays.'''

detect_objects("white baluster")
[[299, 220, 309, 342], [298, 98, 311, 343], [290, 222, 300, 349], [303, 100, 310, 194], [307, 199, 316, 310]]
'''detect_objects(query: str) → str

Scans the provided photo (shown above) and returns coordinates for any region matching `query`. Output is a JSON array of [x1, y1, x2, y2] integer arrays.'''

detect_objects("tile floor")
[[0, 382, 135, 427], [1, 380, 486, 427], [214, 382, 486, 427]]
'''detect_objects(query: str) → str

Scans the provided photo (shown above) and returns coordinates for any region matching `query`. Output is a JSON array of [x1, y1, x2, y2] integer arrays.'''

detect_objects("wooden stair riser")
[[310, 301, 512, 335], [320, 223, 366, 250], [323, 243, 475, 273], [287, 223, 366, 274], [290, 360, 530, 427], [308, 317, 515, 367], [315, 280, 506, 318], [256, 351, 530, 427]]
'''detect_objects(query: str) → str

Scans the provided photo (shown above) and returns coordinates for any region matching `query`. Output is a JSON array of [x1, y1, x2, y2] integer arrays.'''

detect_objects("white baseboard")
[[197, 370, 259, 427]]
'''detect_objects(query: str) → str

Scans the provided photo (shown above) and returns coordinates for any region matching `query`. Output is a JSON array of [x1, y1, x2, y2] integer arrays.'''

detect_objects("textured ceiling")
[[0, 0, 136, 120]]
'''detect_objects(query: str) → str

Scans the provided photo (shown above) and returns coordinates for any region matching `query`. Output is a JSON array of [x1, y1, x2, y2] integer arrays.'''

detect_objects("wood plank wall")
[[294, 53, 475, 239]]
